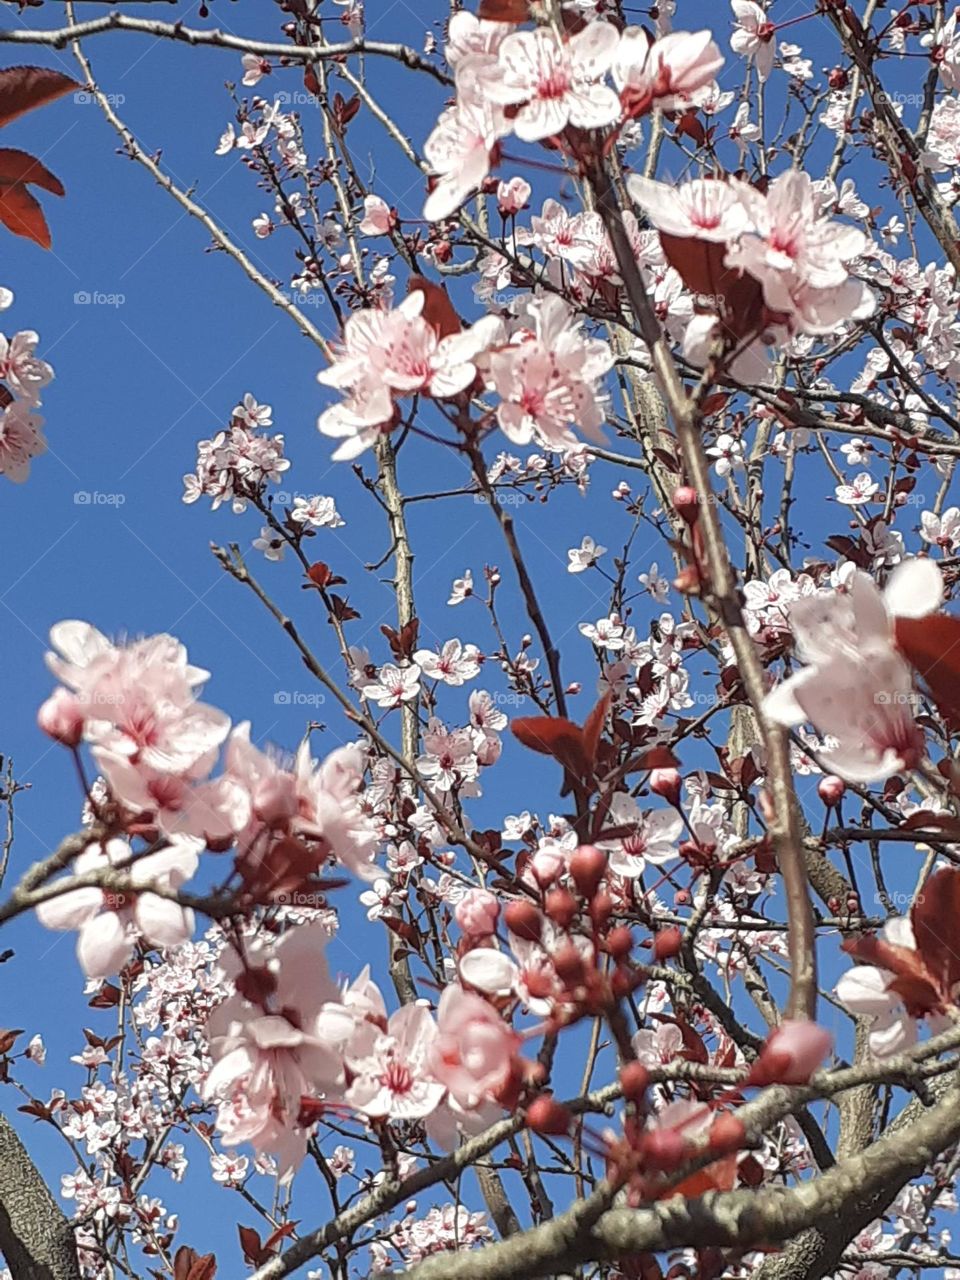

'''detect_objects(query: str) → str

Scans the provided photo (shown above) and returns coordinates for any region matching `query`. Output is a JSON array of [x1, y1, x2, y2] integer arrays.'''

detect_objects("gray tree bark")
[[0, 1114, 79, 1280]]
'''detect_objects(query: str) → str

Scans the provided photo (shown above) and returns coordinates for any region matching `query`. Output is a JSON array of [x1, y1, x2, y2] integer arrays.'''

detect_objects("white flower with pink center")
[[484, 23, 620, 143]]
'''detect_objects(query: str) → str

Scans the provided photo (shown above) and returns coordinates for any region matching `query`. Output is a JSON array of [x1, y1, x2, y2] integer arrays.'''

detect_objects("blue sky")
[[0, 0, 949, 1271]]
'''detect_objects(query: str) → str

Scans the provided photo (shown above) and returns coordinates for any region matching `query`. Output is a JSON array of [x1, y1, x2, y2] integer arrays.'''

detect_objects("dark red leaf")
[[174, 1247, 217, 1280], [895, 613, 960, 730], [238, 1226, 270, 1267], [0, 67, 80, 129], [911, 866, 960, 996], [478, 0, 530, 18], [0, 177, 51, 248], [407, 275, 461, 338], [511, 716, 587, 778], [581, 693, 610, 774]]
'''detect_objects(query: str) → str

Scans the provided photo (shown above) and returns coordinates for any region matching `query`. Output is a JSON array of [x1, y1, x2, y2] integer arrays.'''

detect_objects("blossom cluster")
[[35, 621, 381, 974], [422, 13, 723, 221], [0, 290, 52, 483], [317, 288, 613, 458]]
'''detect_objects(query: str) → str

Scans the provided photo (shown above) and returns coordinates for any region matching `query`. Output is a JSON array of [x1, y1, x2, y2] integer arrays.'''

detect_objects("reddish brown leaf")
[[0, 1028, 23, 1055], [263, 1223, 298, 1253], [174, 1246, 217, 1280], [628, 745, 680, 772], [238, 1226, 270, 1267], [699, 392, 729, 418], [0, 148, 63, 195], [511, 716, 587, 778], [407, 275, 461, 338], [581, 693, 610, 774], [18, 1100, 53, 1121], [911, 865, 960, 997], [0, 178, 51, 248], [478, 0, 530, 18], [0, 67, 80, 130], [895, 613, 960, 730]]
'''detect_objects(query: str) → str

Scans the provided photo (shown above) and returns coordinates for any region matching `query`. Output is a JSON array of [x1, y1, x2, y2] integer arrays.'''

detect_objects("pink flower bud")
[[530, 845, 566, 888], [672, 486, 699, 525], [817, 775, 845, 808], [650, 767, 682, 807], [751, 1019, 832, 1085], [37, 688, 84, 747], [455, 888, 500, 939], [496, 176, 531, 216], [358, 194, 396, 237]]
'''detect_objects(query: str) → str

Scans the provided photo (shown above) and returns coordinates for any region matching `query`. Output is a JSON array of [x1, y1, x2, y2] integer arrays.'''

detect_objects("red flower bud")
[[544, 887, 579, 929], [605, 926, 634, 960], [525, 1095, 572, 1136], [570, 844, 608, 899], [672, 485, 700, 525], [504, 900, 543, 943], [708, 1113, 746, 1156], [653, 925, 683, 962], [642, 1128, 688, 1171], [620, 1061, 650, 1103], [817, 775, 845, 807]]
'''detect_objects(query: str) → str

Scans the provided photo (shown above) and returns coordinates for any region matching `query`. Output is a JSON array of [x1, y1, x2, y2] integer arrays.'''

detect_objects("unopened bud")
[[504, 900, 543, 943], [650, 767, 682, 807], [653, 925, 683, 962], [818, 775, 845, 807], [525, 1095, 572, 1136], [672, 486, 699, 525], [570, 844, 608, 899]]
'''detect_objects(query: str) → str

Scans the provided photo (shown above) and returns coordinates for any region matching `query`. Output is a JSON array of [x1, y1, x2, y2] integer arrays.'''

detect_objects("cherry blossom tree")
[[7, 3, 960, 1280]]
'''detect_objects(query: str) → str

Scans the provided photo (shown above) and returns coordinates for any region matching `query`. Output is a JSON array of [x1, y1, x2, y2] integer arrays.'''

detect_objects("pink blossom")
[[613, 28, 724, 112], [488, 293, 613, 450], [730, 0, 776, 82], [423, 98, 508, 222], [455, 889, 500, 938], [0, 329, 53, 404], [0, 401, 46, 481], [497, 177, 531, 216], [627, 176, 752, 242], [763, 559, 942, 782], [345, 1004, 444, 1120], [484, 23, 620, 142], [359, 195, 396, 237], [364, 662, 421, 709], [36, 838, 200, 978], [318, 294, 503, 458], [430, 986, 520, 1108], [293, 741, 380, 881], [203, 924, 351, 1174], [836, 918, 949, 1056], [414, 639, 482, 686]]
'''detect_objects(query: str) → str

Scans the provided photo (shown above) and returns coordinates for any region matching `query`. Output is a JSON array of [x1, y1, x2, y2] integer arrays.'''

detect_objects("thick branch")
[[0, 1114, 79, 1280]]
